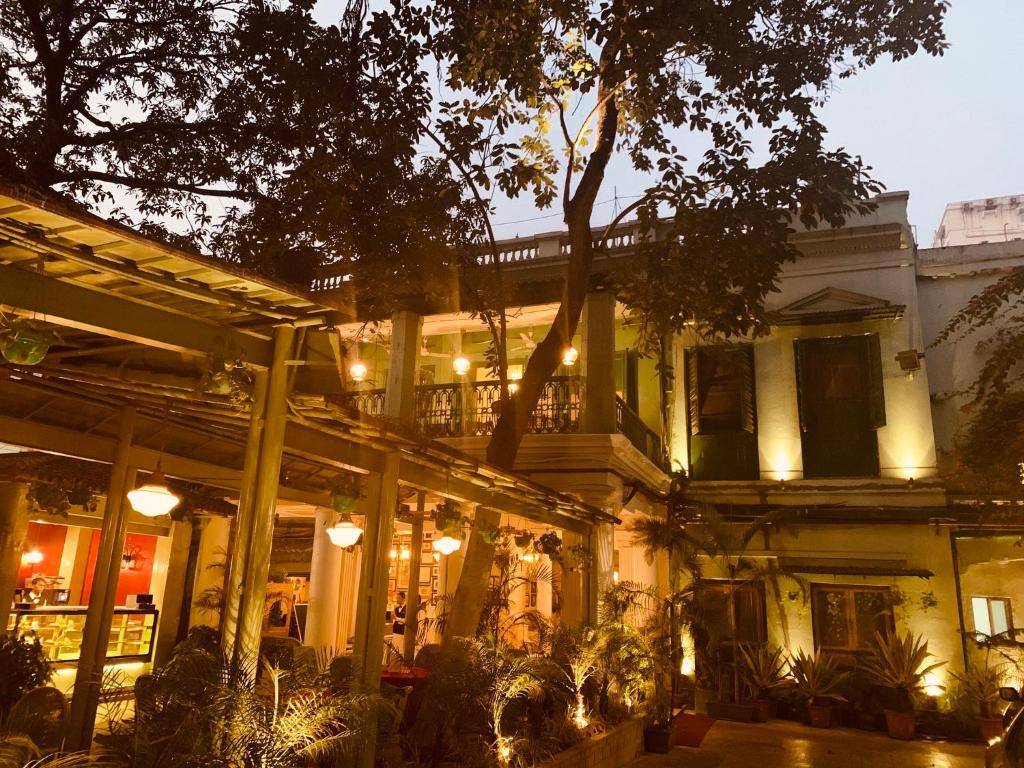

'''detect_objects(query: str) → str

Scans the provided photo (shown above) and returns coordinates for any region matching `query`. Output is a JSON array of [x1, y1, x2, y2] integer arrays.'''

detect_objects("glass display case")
[[6, 607, 158, 663]]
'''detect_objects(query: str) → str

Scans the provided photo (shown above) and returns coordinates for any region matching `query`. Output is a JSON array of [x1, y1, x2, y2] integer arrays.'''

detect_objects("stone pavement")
[[627, 719, 985, 768]]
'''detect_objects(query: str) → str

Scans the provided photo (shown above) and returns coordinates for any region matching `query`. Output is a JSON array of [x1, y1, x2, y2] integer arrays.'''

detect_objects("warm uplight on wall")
[[349, 361, 368, 383], [562, 346, 578, 366], [453, 355, 471, 376], [680, 655, 695, 677], [21, 550, 43, 566], [922, 672, 945, 697]]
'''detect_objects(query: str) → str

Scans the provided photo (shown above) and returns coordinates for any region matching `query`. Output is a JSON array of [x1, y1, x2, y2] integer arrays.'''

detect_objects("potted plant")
[[954, 664, 1006, 741], [0, 319, 54, 366], [738, 644, 790, 722], [0, 635, 53, 717], [790, 650, 848, 728], [861, 629, 945, 740]]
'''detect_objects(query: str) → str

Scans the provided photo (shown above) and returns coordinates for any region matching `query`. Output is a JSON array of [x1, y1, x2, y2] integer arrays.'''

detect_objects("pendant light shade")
[[326, 514, 363, 548], [432, 532, 462, 556], [127, 467, 181, 518]]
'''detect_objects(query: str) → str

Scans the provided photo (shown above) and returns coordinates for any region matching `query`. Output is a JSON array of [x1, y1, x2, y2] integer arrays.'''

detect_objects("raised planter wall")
[[538, 717, 644, 768]]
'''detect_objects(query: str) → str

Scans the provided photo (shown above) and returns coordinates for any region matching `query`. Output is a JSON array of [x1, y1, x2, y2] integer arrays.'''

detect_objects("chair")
[[7, 686, 68, 754]]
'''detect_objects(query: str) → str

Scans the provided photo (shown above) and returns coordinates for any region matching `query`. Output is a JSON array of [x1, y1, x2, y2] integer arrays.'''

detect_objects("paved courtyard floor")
[[628, 719, 985, 768]]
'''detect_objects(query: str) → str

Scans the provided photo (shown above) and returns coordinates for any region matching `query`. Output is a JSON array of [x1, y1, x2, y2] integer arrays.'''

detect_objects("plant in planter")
[[861, 629, 945, 740], [790, 650, 848, 728], [536, 531, 562, 557], [0, 319, 55, 366], [953, 664, 1007, 742], [738, 644, 791, 722], [0, 635, 53, 717]]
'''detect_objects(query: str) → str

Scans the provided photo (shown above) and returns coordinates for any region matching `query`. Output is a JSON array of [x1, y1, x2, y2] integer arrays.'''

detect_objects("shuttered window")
[[685, 345, 759, 481], [794, 334, 884, 478]]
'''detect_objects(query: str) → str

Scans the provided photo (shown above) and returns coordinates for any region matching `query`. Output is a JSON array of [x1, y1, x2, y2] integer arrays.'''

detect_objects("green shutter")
[[793, 340, 809, 433], [686, 348, 701, 436], [866, 333, 886, 429], [739, 345, 756, 434]]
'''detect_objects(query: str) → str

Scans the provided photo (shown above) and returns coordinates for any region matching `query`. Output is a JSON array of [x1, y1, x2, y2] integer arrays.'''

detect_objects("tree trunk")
[[443, 72, 621, 641]]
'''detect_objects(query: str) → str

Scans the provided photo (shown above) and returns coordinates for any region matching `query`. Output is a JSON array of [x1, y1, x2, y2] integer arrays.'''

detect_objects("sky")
[[325, 1, 1023, 244]]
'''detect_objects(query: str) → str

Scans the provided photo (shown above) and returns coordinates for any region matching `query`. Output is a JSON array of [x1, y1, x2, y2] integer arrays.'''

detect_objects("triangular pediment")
[[772, 287, 905, 325]]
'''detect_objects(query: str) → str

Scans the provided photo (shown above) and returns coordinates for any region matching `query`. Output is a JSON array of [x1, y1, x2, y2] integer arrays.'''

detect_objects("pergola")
[[0, 180, 616, 759]]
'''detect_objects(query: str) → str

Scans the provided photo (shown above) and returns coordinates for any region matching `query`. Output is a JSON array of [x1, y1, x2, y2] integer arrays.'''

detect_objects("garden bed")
[[537, 717, 644, 768]]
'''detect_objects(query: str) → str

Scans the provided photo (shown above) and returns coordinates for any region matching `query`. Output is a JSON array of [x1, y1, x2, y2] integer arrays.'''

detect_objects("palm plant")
[[738, 645, 790, 701], [861, 630, 945, 712], [954, 664, 1006, 719], [789, 650, 848, 705]]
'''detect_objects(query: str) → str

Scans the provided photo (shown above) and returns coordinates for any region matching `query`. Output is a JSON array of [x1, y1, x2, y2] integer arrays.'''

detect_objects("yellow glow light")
[[400, 547, 411, 561], [388, 548, 398, 560], [127, 470, 181, 518], [562, 346, 578, 366], [680, 656, 695, 676], [453, 355, 471, 376], [572, 696, 589, 729], [349, 361, 368, 382], [326, 516, 363, 548], [21, 550, 43, 565], [922, 672, 945, 697], [433, 535, 462, 556]]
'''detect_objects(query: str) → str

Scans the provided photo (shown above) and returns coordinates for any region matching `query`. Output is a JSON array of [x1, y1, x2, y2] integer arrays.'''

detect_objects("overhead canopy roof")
[[0, 180, 614, 533]]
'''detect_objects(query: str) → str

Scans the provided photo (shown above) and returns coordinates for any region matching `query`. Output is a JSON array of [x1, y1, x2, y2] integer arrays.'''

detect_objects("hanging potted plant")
[[861, 629, 945, 740], [790, 650, 848, 728], [738, 644, 791, 722], [0, 319, 55, 366], [329, 474, 361, 515], [536, 531, 561, 557], [513, 530, 534, 549]]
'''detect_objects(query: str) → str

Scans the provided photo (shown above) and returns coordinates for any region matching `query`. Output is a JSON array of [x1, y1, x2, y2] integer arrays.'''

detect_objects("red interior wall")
[[81, 532, 158, 606], [17, 522, 69, 588]]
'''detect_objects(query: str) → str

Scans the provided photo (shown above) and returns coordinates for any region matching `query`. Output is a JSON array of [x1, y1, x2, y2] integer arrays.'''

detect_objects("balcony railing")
[[346, 376, 666, 468]]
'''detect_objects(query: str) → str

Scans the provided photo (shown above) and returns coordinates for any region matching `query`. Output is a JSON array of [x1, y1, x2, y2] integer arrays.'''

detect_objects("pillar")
[[537, 555, 553, 619], [335, 547, 361, 651], [306, 507, 342, 650], [353, 309, 420, 768], [153, 519, 194, 666], [0, 482, 30, 632], [581, 290, 617, 434], [588, 522, 615, 626], [559, 531, 586, 626], [234, 325, 297, 665], [190, 516, 231, 630], [66, 405, 136, 751], [221, 369, 269, 656], [403, 493, 425, 661]]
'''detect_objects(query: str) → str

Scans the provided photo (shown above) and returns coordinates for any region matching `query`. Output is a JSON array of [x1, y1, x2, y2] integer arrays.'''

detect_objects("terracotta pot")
[[808, 703, 833, 728], [883, 709, 916, 740], [750, 699, 771, 723], [980, 715, 1005, 742]]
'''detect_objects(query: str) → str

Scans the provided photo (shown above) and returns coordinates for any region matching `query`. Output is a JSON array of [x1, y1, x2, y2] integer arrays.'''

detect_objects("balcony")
[[346, 376, 667, 470]]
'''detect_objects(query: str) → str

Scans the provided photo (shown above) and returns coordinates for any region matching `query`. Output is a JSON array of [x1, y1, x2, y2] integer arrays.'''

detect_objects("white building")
[[933, 194, 1024, 247]]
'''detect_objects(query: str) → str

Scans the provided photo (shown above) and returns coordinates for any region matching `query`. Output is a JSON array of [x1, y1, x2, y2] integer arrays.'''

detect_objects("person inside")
[[26, 576, 48, 606], [392, 591, 407, 636]]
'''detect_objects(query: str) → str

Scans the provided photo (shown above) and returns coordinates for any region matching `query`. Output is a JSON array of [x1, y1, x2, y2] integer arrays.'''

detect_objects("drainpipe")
[[949, 529, 970, 672]]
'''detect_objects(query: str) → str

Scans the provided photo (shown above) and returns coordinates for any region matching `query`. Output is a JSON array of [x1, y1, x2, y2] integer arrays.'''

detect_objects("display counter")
[[6, 606, 158, 663]]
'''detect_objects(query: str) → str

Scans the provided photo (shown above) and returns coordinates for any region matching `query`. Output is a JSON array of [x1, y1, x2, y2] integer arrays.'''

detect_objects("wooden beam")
[[0, 262, 275, 367]]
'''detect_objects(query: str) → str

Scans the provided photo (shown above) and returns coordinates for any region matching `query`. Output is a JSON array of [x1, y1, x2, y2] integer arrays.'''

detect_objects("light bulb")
[[432, 535, 462, 556], [388, 548, 398, 560], [453, 355, 471, 376], [400, 547, 411, 561], [349, 361, 368, 382], [21, 550, 43, 565], [127, 470, 181, 518], [562, 346, 578, 366]]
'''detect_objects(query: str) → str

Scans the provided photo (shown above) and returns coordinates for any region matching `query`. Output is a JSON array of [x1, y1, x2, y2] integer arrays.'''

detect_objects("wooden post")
[[152, 519, 193, 667], [0, 482, 30, 632], [221, 369, 269, 657], [403, 492, 426, 661], [235, 325, 297, 665], [66, 405, 136, 751]]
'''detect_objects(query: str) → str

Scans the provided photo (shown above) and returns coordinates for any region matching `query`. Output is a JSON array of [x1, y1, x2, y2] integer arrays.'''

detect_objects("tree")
[[934, 266, 1024, 501], [0, 0, 466, 287], [417, 0, 948, 638]]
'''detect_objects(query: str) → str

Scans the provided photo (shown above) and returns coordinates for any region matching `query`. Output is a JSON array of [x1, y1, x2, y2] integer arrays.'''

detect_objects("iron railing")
[[346, 376, 666, 468]]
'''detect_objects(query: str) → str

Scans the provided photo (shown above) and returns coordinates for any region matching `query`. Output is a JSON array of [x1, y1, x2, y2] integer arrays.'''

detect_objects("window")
[[614, 350, 639, 412], [795, 334, 885, 478], [811, 584, 893, 653], [972, 596, 1014, 641], [702, 581, 766, 644], [685, 345, 758, 481]]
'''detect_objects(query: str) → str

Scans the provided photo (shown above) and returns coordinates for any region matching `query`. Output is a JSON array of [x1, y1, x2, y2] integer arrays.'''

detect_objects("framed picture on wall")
[[419, 565, 432, 585], [388, 578, 397, 594]]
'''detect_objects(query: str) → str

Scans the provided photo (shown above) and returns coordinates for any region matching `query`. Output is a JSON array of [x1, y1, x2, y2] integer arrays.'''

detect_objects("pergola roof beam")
[[0, 261, 275, 367]]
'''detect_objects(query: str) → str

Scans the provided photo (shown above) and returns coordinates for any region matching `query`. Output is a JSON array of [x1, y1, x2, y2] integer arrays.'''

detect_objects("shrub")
[[0, 635, 52, 715]]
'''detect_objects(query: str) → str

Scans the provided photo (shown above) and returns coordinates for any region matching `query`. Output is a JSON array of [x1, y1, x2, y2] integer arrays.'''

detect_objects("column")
[[305, 507, 342, 650], [152, 519, 194, 666], [588, 522, 615, 626], [581, 290, 617, 434], [221, 370, 269, 656], [66, 406, 135, 751], [234, 325, 297, 665], [537, 555, 553, 619], [190, 516, 231, 630], [353, 309, 419, 768], [0, 482, 30, 632], [403, 493, 425, 662], [335, 547, 361, 651]]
